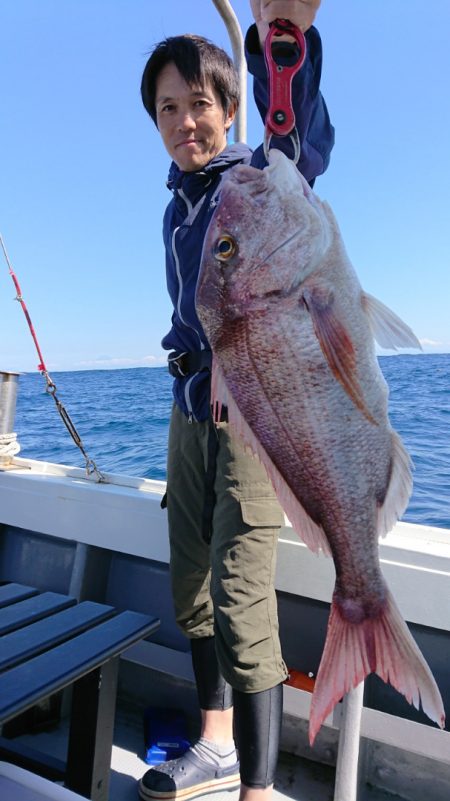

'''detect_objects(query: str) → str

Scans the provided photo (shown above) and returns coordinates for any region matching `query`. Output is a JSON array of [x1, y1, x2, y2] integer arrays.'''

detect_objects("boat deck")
[[1, 461, 448, 801], [8, 701, 405, 801]]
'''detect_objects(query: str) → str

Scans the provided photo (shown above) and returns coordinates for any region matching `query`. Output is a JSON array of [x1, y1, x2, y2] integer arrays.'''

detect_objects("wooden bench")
[[0, 582, 159, 801]]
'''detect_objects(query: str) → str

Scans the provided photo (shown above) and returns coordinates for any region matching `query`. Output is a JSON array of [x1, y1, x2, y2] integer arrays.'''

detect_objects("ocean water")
[[11, 353, 450, 530]]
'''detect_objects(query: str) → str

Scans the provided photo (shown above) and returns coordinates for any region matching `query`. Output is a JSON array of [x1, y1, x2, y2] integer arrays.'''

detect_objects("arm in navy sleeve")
[[245, 23, 335, 184]]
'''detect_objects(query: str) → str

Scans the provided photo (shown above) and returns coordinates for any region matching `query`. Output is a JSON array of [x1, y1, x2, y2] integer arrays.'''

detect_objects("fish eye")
[[213, 235, 236, 261]]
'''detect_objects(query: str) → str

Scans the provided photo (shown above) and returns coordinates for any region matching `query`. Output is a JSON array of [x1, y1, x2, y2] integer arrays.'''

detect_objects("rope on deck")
[[0, 432, 20, 461]]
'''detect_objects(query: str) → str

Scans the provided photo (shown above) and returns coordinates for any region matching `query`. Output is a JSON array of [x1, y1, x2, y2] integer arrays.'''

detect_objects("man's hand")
[[250, 1, 321, 45]]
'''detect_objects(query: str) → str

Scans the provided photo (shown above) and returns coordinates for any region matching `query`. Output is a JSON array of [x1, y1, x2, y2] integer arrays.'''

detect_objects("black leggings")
[[191, 636, 283, 788]]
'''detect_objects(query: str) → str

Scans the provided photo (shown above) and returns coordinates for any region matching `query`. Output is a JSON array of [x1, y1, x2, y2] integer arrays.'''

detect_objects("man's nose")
[[177, 110, 196, 131]]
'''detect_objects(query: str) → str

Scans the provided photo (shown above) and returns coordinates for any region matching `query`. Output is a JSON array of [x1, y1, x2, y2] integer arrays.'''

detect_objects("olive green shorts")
[[166, 403, 288, 693]]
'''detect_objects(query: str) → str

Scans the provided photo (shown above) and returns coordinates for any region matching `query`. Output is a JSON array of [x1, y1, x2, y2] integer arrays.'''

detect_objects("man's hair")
[[141, 34, 240, 125]]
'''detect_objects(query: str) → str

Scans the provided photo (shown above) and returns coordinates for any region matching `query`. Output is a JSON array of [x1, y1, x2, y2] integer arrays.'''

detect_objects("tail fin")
[[309, 588, 445, 745]]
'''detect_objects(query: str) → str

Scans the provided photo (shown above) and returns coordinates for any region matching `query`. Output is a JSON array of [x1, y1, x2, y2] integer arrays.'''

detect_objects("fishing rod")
[[0, 233, 105, 482]]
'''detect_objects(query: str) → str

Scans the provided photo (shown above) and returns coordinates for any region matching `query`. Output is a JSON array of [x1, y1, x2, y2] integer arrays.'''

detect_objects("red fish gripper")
[[264, 18, 306, 162]]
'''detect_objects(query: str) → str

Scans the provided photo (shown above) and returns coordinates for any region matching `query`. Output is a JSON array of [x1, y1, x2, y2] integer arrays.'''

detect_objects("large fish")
[[196, 149, 445, 744]]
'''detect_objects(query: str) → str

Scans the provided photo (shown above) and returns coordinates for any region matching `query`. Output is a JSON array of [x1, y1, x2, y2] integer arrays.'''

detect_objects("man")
[[139, 2, 334, 799]]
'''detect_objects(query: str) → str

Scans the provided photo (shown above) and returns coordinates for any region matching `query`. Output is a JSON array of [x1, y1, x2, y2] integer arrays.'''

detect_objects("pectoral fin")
[[362, 293, 422, 350], [303, 287, 377, 424]]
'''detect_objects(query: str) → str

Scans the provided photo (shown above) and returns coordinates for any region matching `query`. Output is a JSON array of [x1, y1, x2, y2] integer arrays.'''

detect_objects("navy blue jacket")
[[161, 24, 335, 421]]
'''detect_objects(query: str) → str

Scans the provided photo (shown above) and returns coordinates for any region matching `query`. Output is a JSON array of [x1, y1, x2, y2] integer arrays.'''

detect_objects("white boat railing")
[[211, 0, 247, 143]]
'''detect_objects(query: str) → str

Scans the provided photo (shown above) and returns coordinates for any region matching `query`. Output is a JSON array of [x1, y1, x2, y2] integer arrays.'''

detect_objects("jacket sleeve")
[[245, 23, 335, 184]]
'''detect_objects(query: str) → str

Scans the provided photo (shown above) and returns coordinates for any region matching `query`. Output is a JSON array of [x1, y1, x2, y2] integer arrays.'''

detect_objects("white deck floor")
[[110, 707, 337, 801], [9, 703, 405, 801]]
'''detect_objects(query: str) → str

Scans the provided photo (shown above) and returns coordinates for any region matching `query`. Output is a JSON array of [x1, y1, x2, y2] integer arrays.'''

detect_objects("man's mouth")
[[176, 139, 200, 148]]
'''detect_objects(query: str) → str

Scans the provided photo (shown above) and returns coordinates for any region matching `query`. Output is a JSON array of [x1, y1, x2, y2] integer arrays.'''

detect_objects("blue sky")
[[1, 0, 449, 373]]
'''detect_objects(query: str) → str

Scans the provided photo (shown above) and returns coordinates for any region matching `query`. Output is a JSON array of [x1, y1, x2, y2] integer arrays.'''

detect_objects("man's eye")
[[160, 104, 174, 113]]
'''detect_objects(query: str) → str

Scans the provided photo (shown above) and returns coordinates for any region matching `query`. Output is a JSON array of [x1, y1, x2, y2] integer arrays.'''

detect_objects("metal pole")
[[0, 372, 19, 435], [333, 682, 365, 801], [211, 0, 247, 143], [0, 371, 20, 465]]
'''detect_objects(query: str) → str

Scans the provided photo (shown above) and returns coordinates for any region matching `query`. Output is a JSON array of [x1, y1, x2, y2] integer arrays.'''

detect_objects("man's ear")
[[225, 100, 238, 131]]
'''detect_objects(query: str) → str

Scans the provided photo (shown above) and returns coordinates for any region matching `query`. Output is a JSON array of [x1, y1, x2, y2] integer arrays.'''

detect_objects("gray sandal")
[[139, 748, 240, 800]]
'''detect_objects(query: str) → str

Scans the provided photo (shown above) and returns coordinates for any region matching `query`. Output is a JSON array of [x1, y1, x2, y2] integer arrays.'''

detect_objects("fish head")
[[196, 150, 331, 348]]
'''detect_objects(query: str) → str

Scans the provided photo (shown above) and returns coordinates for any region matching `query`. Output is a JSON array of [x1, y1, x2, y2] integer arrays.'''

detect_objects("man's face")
[[155, 62, 236, 172]]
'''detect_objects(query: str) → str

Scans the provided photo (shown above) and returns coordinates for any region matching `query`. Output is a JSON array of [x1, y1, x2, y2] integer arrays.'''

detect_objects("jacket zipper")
[[171, 191, 206, 423], [184, 375, 196, 423]]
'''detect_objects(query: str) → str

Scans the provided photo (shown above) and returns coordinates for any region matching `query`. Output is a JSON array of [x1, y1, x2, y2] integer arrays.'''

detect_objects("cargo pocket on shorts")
[[239, 497, 285, 529]]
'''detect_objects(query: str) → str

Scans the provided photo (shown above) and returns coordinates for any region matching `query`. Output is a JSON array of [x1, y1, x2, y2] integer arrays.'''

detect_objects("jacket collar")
[[166, 143, 252, 201]]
